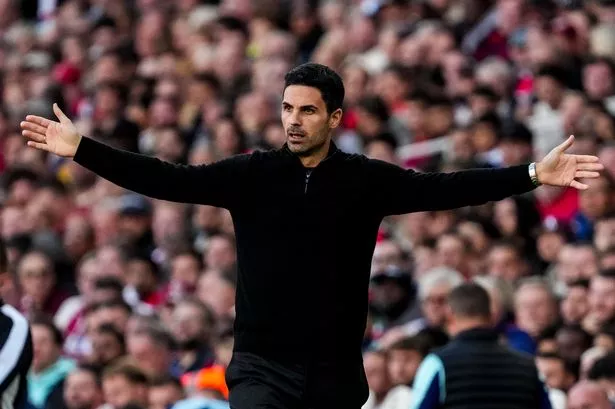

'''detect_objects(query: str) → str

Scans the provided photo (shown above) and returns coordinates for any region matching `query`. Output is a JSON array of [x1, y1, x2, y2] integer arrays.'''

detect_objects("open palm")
[[20, 103, 82, 158], [537, 135, 604, 190]]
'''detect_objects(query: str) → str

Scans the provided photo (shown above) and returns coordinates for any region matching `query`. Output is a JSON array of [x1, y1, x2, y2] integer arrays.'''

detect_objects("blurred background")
[[4, 0, 615, 408]]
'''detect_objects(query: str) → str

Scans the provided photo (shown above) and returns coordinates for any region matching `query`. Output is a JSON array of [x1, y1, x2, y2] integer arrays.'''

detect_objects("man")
[[410, 283, 552, 409], [101, 360, 149, 409], [0, 238, 33, 409], [20, 62, 603, 408], [63, 365, 104, 409], [567, 380, 611, 409]]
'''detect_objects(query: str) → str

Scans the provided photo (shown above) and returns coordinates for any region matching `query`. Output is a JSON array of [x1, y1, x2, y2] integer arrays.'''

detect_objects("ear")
[[329, 108, 343, 129]]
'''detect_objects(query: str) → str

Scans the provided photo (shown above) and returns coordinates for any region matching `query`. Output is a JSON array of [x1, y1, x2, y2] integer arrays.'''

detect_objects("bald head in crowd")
[[567, 381, 611, 409]]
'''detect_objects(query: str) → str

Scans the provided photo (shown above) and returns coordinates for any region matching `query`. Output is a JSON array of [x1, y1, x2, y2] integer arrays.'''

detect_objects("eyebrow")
[[282, 102, 319, 110]]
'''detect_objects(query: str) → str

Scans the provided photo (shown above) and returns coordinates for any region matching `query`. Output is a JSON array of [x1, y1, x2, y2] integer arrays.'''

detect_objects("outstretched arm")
[[370, 135, 603, 217], [21, 104, 248, 209]]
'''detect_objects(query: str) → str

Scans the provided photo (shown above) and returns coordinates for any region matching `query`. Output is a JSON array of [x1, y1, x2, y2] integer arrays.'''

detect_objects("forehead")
[[283, 85, 326, 108]]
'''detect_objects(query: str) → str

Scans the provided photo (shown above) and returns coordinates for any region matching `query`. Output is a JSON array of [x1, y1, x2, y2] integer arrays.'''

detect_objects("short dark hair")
[[284, 63, 345, 114], [588, 352, 615, 380], [73, 364, 103, 387], [30, 314, 64, 346], [447, 283, 491, 319], [102, 360, 148, 385], [388, 336, 430, 357]]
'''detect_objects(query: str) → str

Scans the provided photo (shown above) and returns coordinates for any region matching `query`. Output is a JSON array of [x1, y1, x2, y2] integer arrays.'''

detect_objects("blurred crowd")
[[3, 0, 615, 408]]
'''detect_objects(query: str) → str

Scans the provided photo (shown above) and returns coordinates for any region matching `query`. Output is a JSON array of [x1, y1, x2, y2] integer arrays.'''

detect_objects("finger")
[[26, 141, 51, 152], [570, 180, 588, 190], [53, 103, 70, 124], [557, 135, 575, 153], [577, 163, 604, 171], [574, 155, 600, 163], [20, 121, 48, 135], [24, 115, 52, 128], [575, 171, 600, 179], [21, 130, 46, 143]]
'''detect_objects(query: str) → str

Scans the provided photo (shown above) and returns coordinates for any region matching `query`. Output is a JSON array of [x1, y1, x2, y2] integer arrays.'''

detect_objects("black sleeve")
[[367, 159, 537, 216], [73, 136, 251, 209]]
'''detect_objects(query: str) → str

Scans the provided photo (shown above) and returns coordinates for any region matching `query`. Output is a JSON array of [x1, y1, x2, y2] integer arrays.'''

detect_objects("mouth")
[[288, 132, 305, 141]]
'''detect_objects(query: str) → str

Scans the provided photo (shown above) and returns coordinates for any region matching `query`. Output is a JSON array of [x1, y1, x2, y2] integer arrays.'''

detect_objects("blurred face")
[[568, 384, 612, 409], [126, 260, 157, 296], [487, 246, 524, 282], [450, 129, 474, 161], [536, 357, 569, 390], [515, 285, 556, 337], [90, 331, 124, 366], [64, 215, 94, 260], [127, 334, 168, 376], [77, 257, 100, 298], [197, 272, 235, 318], [561, 286, 589, 324], [363, 352, 390, 395], [537, 231, 565, 263], [18, 253, 55, 306], [171, 303, 206, 346], [96, 247, 125, 279], [103, 375, 146, 409], [281, 85, 341, 158], [558, 246, 598, 284], [422, 283, 452, 327], [535, 76, 563, 108], [595, 219, 615, 252], [148, 385, 183, 409], [436, 235, 465, 272], [599, 147, 615, 179], [584, 62, 614, 100], [64, 370, 102, 409], [388, 349, 423, 386], [589, 276, 615, 324], [205, 236, 236, 271], [31, 324, 60, 373], [580, 177, 612, 220], [170, 254, 200, 294], [371, 240, 403, 274]]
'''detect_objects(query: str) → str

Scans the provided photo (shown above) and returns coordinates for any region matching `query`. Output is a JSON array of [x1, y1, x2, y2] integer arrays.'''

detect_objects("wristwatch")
[[529, 162, 541, 186]]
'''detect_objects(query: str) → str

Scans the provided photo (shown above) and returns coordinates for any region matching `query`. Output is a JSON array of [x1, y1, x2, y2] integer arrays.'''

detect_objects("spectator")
[[170, 297, 217, 375], [567, 380, 612, 409], [28, 315, 76, 409], [63, 365, 104, 409], [148, 376, 185, 409], [411, 283, 551, 409], [514, 277, 559, 339], [386, 336, 430, 387], [362, 349, 413, 409], [101, 360, 149, 409]]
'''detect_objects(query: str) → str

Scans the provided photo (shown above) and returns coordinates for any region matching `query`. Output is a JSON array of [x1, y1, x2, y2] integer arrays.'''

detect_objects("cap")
[[370, 265, 412, 285], [53, 62, 81, 85], [117, 194, 152, 216]]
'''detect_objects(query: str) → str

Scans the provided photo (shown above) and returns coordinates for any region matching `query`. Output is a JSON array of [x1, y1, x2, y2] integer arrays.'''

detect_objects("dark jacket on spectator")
[[73, 136, 537, 406], [411, 327, 551, 409]]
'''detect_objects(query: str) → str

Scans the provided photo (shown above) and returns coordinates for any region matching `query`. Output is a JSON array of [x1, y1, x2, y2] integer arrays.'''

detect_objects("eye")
[[304, 108, 315, 114], [283, 105, 292, 112]]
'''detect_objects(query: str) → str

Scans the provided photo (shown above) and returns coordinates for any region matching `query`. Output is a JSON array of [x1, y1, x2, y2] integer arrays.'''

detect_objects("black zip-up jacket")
[[73, 137, 536, 399]]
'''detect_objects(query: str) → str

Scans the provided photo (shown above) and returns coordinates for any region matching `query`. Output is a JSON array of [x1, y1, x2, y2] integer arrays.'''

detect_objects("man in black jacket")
[[21, 63, 602, 409], [0, 239, 33, 409], [410, 283, 552, 409]]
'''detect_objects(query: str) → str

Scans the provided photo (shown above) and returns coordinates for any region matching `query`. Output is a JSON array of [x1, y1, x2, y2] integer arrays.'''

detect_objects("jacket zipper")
[[304, 169, 312, 194]]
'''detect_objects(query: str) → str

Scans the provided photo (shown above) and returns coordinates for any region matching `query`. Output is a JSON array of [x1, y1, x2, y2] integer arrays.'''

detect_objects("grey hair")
[[473, 275, 514, 312], [418, 267, 464, 300], [514, 276, 557, 302], [475, 56, 514, 83]]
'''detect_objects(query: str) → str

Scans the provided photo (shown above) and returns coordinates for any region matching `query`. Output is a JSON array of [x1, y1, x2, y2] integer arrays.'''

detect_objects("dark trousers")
[[226, 352, 366, 409]]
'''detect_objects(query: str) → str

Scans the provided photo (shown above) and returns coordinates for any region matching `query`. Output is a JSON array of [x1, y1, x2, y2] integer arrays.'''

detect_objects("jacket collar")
[[454, 326, 499, 342], [281, 140, 339, 162]]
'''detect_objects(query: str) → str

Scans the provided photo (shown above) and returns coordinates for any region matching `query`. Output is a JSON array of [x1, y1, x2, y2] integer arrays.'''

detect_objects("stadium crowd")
[[3, 0, 615, 408]]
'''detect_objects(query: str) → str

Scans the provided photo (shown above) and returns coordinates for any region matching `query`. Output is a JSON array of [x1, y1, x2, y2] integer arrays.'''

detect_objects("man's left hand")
[[536, 135, 604, 190]]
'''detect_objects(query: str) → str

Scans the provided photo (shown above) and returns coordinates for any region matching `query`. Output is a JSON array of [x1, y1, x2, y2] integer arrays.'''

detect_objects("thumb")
[[556, 135, 575, 153], [53, 103, 70, 124]]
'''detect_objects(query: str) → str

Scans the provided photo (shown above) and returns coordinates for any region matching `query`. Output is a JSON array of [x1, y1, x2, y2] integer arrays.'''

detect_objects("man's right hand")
[[20, 103, 82, 158]]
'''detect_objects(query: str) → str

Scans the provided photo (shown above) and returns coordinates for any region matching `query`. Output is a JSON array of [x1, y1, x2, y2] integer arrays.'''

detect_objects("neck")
[[449, 318, 491, 336], [299, 139, 331, 168]]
